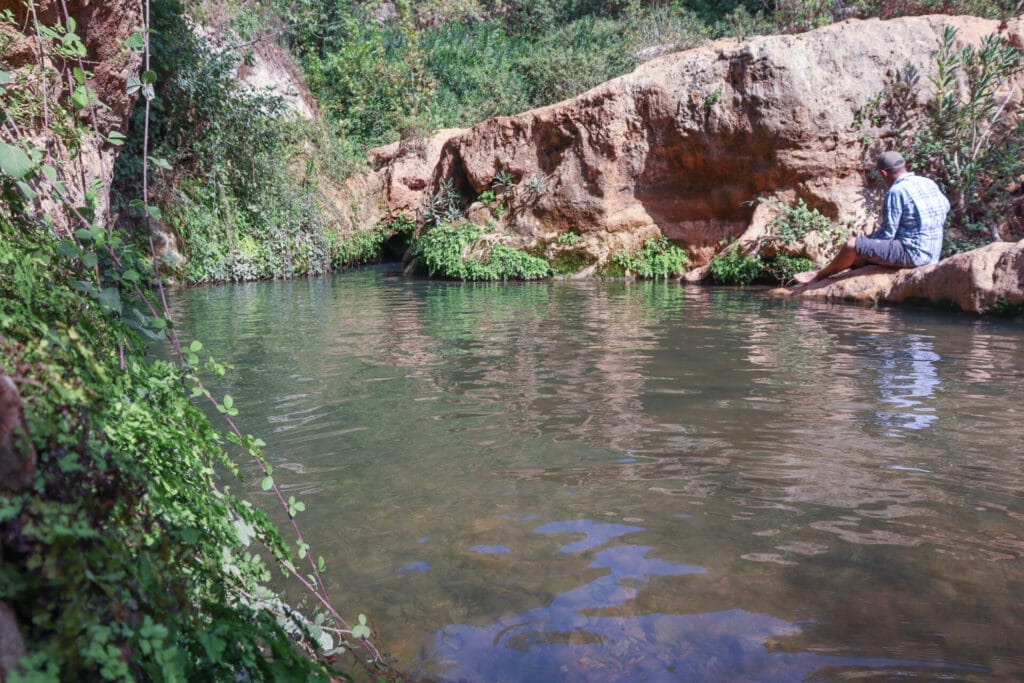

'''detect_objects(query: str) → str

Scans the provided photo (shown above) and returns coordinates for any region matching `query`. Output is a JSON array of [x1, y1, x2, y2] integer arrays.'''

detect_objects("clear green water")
[[170, 267, 1024, 682]]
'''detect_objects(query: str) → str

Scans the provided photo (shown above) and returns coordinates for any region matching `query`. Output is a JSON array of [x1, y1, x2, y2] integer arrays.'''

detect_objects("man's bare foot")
[[793, 271, 818, 285]]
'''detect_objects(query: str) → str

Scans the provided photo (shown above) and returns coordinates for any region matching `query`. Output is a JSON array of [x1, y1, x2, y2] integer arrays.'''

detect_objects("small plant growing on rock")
[[491, 170, 516, 194], [524, 175, 548, 203], [555, 231, 582, 246], [702, 89, 722, 109], [765, 197, 846, 249], [423, 177, 464, 229]]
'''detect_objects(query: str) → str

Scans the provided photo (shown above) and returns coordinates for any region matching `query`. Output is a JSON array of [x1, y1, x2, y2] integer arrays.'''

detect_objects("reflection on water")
[[871, 334, 940, 433], [433, 520, 973, 682], [168, 269, 1024, 681]]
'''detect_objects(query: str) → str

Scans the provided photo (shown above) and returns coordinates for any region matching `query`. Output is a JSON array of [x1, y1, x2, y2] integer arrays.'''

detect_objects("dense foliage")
[[605, 236, 690, 279], [1, 6, 391, 679], [263, 0, 1018, 150], [413, 222, 552, 280], [113, 0, 371, 284], [708, 200, 839, 285], [0, 220, 338, 680]]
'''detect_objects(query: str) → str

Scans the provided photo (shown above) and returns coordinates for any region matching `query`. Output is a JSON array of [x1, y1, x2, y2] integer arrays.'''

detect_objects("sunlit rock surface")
[[366, 15, 1019, 266], [775, 240, 1024, 314]]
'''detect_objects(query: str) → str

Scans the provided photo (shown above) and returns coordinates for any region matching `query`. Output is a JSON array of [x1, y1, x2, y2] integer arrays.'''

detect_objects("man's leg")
[[793, 237, 864, 284]]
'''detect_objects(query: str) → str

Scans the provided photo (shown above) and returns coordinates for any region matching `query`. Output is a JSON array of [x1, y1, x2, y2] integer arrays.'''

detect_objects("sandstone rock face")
[[0, 0, 143, 232], [776, 240, 1024, 314], [235, 43, 317, 120], [366, 15, 1018, 270]]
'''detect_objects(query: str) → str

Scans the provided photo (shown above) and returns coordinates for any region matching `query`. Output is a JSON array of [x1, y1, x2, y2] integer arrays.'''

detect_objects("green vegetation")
[[765, 198, 848, 250], [555, 231, 582, 246], [983, 296, 1024, 317], [549, 249, 597, 274], [707, 199, 836, 286], [262, 0, 1017, 153], [0, 223, 334, 681], [858, 24, 1024, 255], [605, 236, 689, 278], [113, 0, 358, 284], [914, 27, 1023, 244], [120, 0, 1024, 282], [709, 249, 765, 285], [1, 6, 392, 679], [413, 222, 552, 280], [764, 254, 813, 282]]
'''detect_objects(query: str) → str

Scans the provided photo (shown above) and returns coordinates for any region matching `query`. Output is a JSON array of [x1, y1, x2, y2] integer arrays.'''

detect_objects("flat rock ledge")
[[772, 240, 1024, 314]]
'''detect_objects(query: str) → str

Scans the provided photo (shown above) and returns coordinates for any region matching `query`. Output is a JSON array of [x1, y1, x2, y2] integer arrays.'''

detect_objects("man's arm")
[[868, 189, 902, 240]]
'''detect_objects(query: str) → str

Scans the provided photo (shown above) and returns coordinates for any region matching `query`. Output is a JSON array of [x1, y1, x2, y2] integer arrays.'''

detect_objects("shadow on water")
[[168, 269, 1024, 682]]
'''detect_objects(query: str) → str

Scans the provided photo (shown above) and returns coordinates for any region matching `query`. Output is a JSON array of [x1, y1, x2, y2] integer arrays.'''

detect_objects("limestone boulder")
[[777, 240, 1024, 314]]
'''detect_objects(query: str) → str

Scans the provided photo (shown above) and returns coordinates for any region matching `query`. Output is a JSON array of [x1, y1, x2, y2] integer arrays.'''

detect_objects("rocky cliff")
[[365, 14, 1024, 313]]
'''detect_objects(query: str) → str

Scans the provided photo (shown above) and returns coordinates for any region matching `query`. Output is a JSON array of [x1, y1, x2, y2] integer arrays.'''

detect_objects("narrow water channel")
[[169, 267, 1024, 682]]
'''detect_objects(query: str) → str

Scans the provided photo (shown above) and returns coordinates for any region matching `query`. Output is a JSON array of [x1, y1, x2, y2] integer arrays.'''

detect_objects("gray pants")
[[855, 236, 915, 268]]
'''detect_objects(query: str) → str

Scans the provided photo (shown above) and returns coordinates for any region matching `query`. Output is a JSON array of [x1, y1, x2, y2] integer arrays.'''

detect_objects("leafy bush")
[[515, 15, 637, 106], [488, 244, 554, 280], [423, 178, 466, 229], [763, 253, 813, 283], [549, 249, 596, 274], [983, 295, 1024, 317], [413, 223, 551, 280], [767, 198, 840, 245], [607, 236, 689, 278], [113, 0, 339, 284], [0, 222, 334, 681], [908, 26, 1023, 239], [942, 233, 990, 258], [708, 249, 765, 285]]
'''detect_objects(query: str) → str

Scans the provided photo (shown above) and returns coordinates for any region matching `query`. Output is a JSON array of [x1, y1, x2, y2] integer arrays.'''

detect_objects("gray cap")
[[876, 151, 905, 171]]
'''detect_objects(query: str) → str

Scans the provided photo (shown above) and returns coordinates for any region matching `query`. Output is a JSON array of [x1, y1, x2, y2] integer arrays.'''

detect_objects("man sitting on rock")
[[794, 151, 950, 284]]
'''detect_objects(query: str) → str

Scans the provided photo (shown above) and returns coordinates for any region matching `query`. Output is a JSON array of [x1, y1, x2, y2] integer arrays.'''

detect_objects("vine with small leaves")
[[0, 1, 395, 679]]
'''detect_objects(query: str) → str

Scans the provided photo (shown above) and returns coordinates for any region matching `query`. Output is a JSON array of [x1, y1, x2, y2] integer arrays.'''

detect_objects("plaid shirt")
[[870, 173, 950, 266]]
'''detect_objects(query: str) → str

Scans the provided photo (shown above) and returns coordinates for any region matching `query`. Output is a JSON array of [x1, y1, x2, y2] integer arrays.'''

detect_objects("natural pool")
[[170, 267, 1024, 682]]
